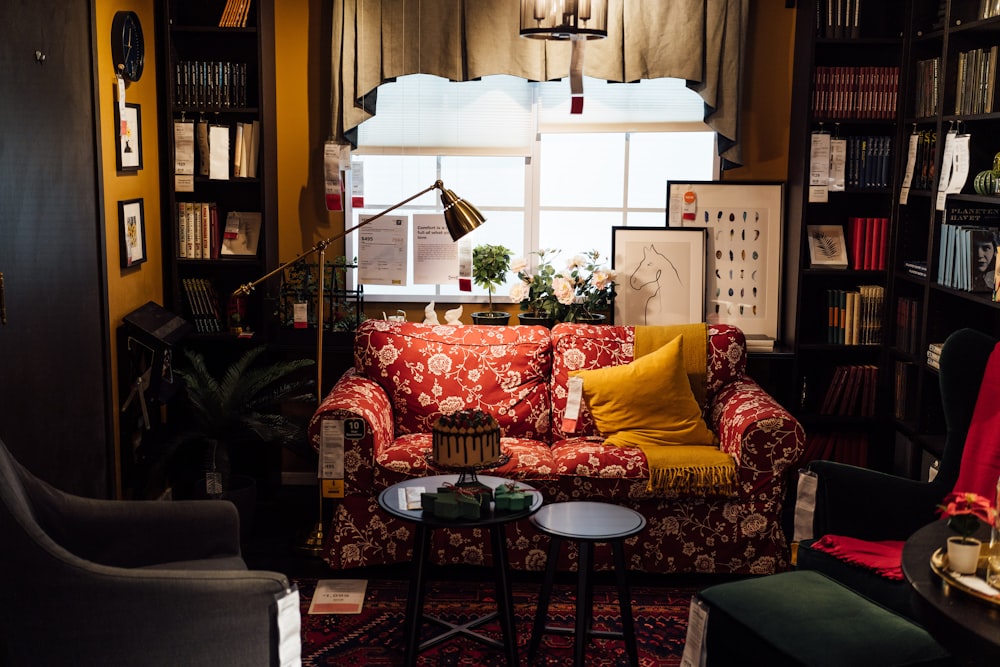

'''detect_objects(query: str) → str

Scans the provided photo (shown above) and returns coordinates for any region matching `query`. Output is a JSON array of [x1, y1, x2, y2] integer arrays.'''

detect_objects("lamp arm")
[[231, 180, 444, 298]]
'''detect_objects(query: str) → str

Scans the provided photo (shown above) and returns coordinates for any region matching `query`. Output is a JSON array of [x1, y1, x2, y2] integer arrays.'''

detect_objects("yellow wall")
[[96, 0, 163, 494]]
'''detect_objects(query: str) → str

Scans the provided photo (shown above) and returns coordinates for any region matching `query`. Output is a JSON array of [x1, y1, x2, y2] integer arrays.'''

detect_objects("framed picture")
[[611, 226, 706, 326], [807, 224, 850, 268], [118, 198, 147, 268], [115, 102, 143, 172], [666, 181, 784, 340]]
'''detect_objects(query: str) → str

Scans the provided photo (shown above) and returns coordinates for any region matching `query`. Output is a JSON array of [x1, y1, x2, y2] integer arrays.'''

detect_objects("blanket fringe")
[[647, 463, 737, 497]]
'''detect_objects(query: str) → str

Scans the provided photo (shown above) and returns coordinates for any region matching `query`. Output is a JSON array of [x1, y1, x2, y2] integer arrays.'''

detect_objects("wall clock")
[[111, 10, 144, 82]]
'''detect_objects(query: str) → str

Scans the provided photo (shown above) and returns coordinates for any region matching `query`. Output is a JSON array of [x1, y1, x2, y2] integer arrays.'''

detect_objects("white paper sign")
[[319, 419, 345, 480], [173, 121, 195, 175], [275, 586, 302, 667], [899, 133, 919, 205], [358, 215, 408, 286], [412, 214, 457, 284], [209, 125, 230, 181]]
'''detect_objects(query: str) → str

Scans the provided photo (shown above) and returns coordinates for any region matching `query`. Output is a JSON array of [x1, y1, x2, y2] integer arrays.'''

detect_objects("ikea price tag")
[[324, 141, 343, 211], [680, 598, 709, 667], [319, 419, 345, 480], [562, 376, 584, 433], [275, 585, 302, 667], [293, 302, 308, 329]]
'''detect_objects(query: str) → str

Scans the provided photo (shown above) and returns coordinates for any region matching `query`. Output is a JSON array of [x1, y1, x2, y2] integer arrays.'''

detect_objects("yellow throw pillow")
[[571, 335, 715, 449]]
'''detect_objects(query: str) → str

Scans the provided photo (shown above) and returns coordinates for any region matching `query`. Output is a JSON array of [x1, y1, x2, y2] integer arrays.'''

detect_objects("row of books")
[[181, 278, 223, 333], [814, 0, 863, 39], [233, 120, 261, 179], [954, 46, 999, 116], [981, 1, 1000, 20], [825, 285, 885, 346], [801, 433, 869, 468], [819, 364, 878, 417], [913, 57, 941, 118], [219, 0, 253, 27], [907, 130, 937, 191], [810, 66, 899, 120], [936, 223, 999, 293], [176, 204, 262, 259], [895, 296, 921, 356], [847, 216, 889, 271], [903, 260, 928, 279], [845, 135, 893, 190], [175, 60, 247, 109]]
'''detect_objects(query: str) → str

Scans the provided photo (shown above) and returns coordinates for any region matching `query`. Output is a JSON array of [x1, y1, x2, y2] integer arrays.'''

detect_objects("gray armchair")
[[0, 436, 299, 666]]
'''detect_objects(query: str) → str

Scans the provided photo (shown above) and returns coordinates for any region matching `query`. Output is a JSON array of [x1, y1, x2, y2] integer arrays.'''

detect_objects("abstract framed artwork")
[[666, 181, 783, 339], [118, 198, 146, 268], [115, 102, 143, 172], [611, 226, 706, 326]]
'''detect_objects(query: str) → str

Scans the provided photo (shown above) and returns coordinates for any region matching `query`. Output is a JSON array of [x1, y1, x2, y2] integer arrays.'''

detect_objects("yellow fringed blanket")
[[572, 324, 737, 497]]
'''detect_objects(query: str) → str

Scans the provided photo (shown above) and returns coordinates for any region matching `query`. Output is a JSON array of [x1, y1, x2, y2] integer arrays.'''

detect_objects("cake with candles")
[[431, 409, 502, 468]]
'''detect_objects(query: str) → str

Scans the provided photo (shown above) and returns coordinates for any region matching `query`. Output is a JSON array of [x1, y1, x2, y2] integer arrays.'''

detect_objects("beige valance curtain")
[[331, 0, 748, 168]]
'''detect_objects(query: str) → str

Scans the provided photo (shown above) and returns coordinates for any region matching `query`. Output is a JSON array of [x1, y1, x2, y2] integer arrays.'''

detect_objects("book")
[[808, 225, 849, 268]]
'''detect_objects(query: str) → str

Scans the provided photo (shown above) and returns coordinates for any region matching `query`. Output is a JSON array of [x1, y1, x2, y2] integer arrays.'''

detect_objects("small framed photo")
[[119, 198, 147, 268], [115, 102, 143, 172], [807, 225, 849, 268], [611, 226, 706, 326]]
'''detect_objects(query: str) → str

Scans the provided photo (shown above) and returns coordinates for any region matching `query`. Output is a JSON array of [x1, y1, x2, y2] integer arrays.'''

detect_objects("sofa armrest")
[[711, 378, 806, 495], [308, 369, 394, 493]]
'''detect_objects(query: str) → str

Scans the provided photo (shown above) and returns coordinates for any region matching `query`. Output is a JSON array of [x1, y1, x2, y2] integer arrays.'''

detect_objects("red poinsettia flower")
[[937, 492, 997, 541]]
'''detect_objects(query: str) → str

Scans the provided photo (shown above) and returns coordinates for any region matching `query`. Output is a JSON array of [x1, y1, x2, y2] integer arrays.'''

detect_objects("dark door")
[[0, 0, 113, 497]]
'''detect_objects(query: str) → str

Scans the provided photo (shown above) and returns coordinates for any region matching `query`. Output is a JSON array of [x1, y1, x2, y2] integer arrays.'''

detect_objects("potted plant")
[[509, 249, 567, 326], [166, 346, 316, 534], [471, 243, 513, 325], [937, 491, 996, 574], [562, 249, 617, 323]]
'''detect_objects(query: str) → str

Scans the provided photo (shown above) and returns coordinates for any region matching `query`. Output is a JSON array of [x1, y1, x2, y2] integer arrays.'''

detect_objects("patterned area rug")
[[296, 577, 698, 666]]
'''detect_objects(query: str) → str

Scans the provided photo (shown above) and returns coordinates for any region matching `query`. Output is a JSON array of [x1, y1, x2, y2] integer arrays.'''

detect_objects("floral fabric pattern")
[[309, 321, 806, 576]]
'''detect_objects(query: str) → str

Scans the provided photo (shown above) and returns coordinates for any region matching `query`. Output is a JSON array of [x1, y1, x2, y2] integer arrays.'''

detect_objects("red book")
[[864, 217, 877, 270], [877, 217, 889, 270], [849, 217, 865, 270]]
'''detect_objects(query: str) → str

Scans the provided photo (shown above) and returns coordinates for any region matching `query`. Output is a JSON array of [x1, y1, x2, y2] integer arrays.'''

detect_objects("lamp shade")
[[439, 185, 487, 241], [520, 0, 608, 40]]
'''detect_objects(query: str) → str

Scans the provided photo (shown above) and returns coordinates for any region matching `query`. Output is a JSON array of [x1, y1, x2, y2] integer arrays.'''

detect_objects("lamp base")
[[293, 521, 325, 557]]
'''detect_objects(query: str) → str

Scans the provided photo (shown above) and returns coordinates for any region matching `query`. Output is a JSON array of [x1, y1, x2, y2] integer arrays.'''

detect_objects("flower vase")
[[946, 536, 982, 575], [517, 314, 555, 328]]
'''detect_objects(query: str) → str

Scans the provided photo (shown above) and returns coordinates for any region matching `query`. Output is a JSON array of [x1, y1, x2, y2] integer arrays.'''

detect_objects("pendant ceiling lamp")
[[520, 0, 609, 114]]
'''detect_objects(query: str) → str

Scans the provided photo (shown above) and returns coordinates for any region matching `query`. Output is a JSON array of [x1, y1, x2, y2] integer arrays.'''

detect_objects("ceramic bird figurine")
[[444, 305, 463, 325], [423, 301, 440, 324]]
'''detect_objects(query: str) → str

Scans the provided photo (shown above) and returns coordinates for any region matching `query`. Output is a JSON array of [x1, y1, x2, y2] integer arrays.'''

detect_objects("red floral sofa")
[[308, 320, 805, 575]]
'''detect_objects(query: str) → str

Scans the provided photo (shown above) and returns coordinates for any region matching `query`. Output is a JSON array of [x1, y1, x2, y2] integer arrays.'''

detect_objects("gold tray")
[[929, 547, 1000, 608]]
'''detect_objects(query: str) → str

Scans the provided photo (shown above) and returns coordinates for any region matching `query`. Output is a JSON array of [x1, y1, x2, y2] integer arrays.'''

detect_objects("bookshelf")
[[785, 1, 905, 472], [157, 0, 277, 338], [788, 0, 1000, 478]]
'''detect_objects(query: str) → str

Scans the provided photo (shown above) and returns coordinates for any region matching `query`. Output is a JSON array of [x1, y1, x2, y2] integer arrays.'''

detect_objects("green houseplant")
[[168, 346, 316, 505], [471, 243, 513, 325]]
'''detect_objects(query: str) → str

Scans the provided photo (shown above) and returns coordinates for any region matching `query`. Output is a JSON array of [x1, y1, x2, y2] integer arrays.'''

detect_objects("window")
[[346, 74, 717, 301]]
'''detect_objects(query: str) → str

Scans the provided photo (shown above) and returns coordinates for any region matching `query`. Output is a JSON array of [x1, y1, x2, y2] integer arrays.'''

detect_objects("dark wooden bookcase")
[[156, 0, 278, 339], [787, 0, 1000, 477]]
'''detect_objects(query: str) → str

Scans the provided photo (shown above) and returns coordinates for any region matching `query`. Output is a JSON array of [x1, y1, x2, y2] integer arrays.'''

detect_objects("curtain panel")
[[330, 0, 748, 168]]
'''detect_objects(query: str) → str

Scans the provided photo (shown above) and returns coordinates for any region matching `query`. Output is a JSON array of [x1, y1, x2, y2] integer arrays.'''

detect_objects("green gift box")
[[494, 483, 529, 512], [420, 492, 438, 513], [433, 494, 460, 519], [456, 493, 482, 519]]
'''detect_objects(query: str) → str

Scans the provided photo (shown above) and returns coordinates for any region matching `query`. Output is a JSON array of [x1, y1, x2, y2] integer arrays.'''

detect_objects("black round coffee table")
[[377, 474, 542, 667], [527, 500, 647, 667]]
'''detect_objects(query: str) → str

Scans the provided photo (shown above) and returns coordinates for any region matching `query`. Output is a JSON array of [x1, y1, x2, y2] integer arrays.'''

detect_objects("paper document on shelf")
[[828, 138, 846, 192], [946, 134, 970, 194], [173, 121, 194, 175], [209, 124, 230, 181], [936, 130, 957, 210], [899, 133, 918, 205], [358, 215, 408, 286], [808, 132, 831, 202], [308, 579, 368, 614]]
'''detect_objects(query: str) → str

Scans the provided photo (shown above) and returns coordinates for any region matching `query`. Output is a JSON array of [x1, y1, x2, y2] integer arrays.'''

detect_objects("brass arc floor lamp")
[[232, 179, 486, 556]]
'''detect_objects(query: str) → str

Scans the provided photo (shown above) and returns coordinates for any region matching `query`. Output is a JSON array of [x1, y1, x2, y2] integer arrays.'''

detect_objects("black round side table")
[[527, 501, 647, 667]]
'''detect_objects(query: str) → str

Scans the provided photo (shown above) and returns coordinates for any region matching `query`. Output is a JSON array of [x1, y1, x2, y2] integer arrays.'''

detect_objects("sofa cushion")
[[373, 433, 558, 487], [354, 321, 552, 439], [570, 334, 715, 449]]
